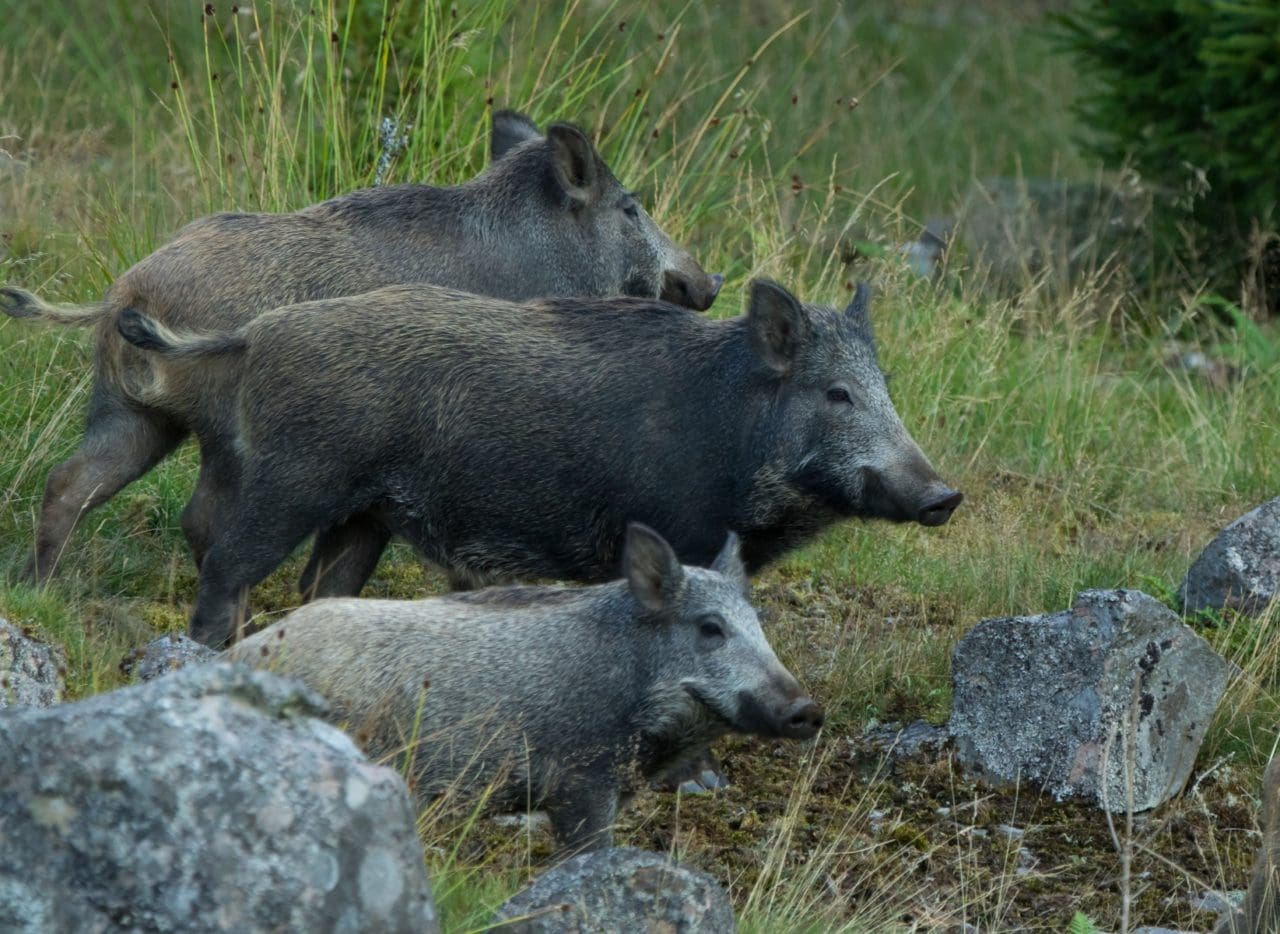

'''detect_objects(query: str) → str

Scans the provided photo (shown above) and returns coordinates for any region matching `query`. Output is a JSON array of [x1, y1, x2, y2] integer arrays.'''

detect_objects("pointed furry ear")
[[845, 282, 874, 339], [710, 532, 749, 597], [546, 123, 604, 206], [623, 523, 685, 613], [747, 279, 811, 376], [490, 109, 541, 162]]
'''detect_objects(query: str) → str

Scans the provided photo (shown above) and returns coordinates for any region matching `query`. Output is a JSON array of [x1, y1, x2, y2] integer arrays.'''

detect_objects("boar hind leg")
[[298, 515, 391, 600], [25, 399, 184, 583], [181, 443, 242, 569]]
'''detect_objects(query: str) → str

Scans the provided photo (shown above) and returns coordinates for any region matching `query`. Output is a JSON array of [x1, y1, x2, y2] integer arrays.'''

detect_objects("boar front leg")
[[298, 514, 391, 600], [189, 486, 346, 647], [546, 784, 619, 857]]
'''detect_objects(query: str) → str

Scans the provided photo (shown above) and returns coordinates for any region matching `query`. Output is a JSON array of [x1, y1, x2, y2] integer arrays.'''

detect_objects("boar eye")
[[698, 615, 726, 641], [826, 386, 853, 404], [623, 203, 641, 222]]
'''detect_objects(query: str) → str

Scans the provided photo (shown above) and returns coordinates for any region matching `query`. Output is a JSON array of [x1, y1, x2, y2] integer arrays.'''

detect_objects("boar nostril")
[[783, 698, 824, 737], [917, 489, 963, 527], [709, 273, 724, 297]]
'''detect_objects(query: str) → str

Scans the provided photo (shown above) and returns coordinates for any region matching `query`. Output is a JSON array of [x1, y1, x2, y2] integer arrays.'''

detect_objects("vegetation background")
[[1, 0, 1277, 930]]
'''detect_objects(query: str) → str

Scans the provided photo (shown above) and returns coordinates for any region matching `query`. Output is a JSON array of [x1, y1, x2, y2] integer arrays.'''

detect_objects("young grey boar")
[[120, 277, 962, 648], [1, 109, 719, 582], [222, 524, 824, 854]]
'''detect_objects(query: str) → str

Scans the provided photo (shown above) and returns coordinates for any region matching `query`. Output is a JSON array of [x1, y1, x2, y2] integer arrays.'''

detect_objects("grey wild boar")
[[0, 108, 720, 582], [222, 523, 824, 853], [120, 277, 962, 648]]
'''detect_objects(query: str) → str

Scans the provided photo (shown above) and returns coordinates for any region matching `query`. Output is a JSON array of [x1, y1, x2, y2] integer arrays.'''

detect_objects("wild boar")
[[119, 277, 962, 648], [223, 523, 824, 854], [0, 109, 719, 581]]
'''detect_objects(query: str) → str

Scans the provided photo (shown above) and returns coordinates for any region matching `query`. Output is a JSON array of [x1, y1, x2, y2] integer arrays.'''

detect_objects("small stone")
[[862, 719, 950, 760], [492, 847, 735, 932], [1180, 497, 1280, 617], [1192, 889, 1245, 915], [0, 617, 65, 709], [949, 589, 1232, 811], [120, 633, 217, 682]]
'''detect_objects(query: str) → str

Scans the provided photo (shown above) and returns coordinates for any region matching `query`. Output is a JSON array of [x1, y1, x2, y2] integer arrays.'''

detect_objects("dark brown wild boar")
[[0, 109, 720, 582], [120, 278, 962, 648]]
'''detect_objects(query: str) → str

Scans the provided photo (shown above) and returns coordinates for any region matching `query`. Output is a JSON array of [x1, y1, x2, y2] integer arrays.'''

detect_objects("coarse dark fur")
[[223, 525, 823, 854], [2, 109, 719, 583], [122, 277, 961, 648]]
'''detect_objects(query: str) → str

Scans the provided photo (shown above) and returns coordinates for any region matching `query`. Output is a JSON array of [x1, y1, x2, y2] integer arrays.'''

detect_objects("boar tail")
[[116, 307, 248, 359], [0, 286, 108, 325]]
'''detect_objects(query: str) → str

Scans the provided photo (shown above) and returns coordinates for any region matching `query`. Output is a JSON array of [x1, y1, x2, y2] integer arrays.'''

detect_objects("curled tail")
[[0, 286, 108, 325], [117, 307, 249, 359]]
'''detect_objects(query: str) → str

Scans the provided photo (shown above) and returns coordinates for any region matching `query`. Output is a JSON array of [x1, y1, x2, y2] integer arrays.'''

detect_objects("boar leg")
[[25, 399, 184, 582], [181, 442, 242, 569], [546, 785, 618, 856], [298, 515, 392, 600], [189, 497, 333, 647]]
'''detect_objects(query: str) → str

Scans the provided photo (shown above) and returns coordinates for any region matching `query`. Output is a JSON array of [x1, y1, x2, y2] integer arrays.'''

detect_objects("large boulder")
[[0, 617, 64, 709], [0, 662, 438, 933], [950, 589, 1232, 812], [1181, 497, 1280, 617], [492, 847, 735, 933]]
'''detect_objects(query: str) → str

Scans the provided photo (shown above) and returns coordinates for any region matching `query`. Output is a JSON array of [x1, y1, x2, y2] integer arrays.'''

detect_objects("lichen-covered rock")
[[491, 847, 735, 933], [1180, 497, 1280, 617], [120, 633, 217, 682], [0, 617, 64, 709], [950, 589, 1232, 812], [0, 662, 438, 933]]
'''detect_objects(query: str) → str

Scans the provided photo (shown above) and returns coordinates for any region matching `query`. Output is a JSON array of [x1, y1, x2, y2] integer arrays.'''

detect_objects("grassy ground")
[[2, 1, 1279, 930]]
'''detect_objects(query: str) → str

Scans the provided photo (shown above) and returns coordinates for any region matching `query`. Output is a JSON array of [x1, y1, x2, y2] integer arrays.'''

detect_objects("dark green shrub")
[[1055, 0, 1280, 312]]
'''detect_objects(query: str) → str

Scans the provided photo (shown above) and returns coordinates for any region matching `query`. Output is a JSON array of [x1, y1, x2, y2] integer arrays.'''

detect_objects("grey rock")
[[1180, 497, 1280, 617], [120, 633, 217, 682], [950, 589, 1232, 811], [492, 847, 735, 933], [0, 662, 437, 933], [862, 719, 950, 760], [0, 617, 64, 709]]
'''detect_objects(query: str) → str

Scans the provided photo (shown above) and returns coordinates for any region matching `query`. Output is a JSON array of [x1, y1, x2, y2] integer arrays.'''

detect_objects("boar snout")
[[735, 682, 824, 740], [661, 268, 722, 312], [864, 444, 964, 528], [917, 486, 964, 527], [780, 696, 825, 739]]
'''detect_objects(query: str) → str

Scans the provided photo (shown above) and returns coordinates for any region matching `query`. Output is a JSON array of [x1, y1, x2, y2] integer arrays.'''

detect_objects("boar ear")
[[546, 123, 604, 206], [624, 523, 685, 613], [844, 282, 875, 339], [491, 109, 541, 162], [748, 279, 811, 375], [710, 531, 749, 597]]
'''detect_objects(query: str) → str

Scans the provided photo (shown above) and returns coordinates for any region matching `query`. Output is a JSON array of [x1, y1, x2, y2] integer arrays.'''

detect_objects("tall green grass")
[[2, 1, 1279, 930]]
